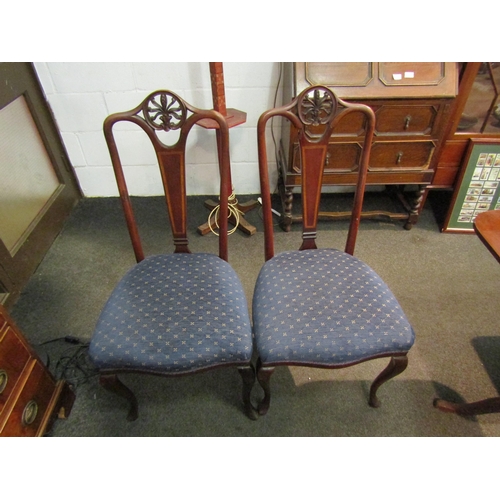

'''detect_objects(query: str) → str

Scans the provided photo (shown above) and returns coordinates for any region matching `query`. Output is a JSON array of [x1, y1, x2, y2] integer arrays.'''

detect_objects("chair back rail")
[[103, 90, 231, 262], [257, 85, 375, 260]]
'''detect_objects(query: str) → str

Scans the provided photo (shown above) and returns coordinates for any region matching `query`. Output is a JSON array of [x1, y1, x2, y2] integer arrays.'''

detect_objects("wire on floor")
[[37, 336, 99, 389]]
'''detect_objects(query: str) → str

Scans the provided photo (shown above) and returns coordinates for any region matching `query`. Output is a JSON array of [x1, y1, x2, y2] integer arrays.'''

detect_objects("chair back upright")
[[103, 90, 231, 263], [257, 85, 376, 260]]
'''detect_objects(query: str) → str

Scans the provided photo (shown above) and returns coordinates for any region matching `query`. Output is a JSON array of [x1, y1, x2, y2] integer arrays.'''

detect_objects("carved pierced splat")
[[299, 87, 336, 126], [298, 87, 337, 143], [103, 89, 232, 263], [256, 84, 376, 260], [142, 91, 187, 131]]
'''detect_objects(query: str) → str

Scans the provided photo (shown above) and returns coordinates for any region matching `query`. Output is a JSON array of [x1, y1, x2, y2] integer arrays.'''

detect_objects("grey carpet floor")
[[9, 192, 500, 437]]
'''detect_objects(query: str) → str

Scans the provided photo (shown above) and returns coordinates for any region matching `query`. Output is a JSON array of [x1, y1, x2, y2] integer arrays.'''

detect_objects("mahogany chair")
[[88, 90, 256, 421], [253, 85, 415, 415]]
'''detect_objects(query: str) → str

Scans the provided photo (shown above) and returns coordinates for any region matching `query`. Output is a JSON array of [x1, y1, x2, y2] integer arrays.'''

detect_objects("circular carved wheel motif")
[[143, 91, 187, 131], [298, 87, 337, 127]]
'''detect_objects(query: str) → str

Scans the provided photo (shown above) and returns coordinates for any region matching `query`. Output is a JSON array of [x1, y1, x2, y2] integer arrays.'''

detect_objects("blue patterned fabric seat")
[[90, 253, 253, 373], [253, 249, 414, 366]]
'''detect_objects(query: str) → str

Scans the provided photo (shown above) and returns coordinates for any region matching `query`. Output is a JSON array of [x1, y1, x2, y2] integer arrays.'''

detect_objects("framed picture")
[[442, 138, 500, 233]]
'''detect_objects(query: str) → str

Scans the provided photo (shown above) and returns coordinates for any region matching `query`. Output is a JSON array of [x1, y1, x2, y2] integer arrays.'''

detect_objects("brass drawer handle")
[[396, 152, 404, 164], [325, 152, 331, 166], [0, 369, 7, 394], [404, 115, 412, 130], [21, 400, 38, 426]]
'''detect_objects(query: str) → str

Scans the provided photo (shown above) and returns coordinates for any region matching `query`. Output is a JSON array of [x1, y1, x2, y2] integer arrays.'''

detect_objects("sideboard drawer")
[[292, 140, 436, 174], [0, 360, 56, 437], [370, 142, 435, 171], [0, 327, 31, 412], [375, 104, 438, 136], [0, 304, 75, 437], [292, 142, 362, 173]]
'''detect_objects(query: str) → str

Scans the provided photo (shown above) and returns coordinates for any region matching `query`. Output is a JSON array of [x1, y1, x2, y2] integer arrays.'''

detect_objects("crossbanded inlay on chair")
[[253, 85, 415, 415], [88, 90, 256, 421]]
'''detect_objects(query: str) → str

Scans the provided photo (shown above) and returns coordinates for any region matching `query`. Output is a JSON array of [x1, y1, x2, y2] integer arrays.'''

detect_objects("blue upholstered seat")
[[89, 253, 253, 374], [252, 249, 414, 366]]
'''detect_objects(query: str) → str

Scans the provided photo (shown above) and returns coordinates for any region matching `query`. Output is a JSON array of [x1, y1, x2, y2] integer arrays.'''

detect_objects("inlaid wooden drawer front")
[[0, 304, 75, 436], [0, 327, 31, 412], [375, 105, 438, 136], [324, 143, 362, 172], [293, 143, 362, 173], [370, 142, 435, 171], [1, 361, 55, 437], [306, 111, 367, 138], [332, 110, 367, 136]]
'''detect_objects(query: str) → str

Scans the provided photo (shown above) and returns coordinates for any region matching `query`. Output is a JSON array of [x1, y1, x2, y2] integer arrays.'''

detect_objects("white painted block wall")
[[33, 62, 282, 197]]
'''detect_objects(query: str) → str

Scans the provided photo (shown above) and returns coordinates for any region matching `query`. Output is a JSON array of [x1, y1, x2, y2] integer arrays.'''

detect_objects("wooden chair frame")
[[93, 90, 257, 420], [254, 85, 412, 415]]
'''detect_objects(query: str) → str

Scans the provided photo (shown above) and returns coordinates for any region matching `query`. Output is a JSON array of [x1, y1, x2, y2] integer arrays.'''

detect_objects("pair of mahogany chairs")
[[88, 86, 415, 421]]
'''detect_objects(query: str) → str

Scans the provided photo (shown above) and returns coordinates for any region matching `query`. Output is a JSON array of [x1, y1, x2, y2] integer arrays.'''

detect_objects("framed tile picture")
[[443, 139, 500, 233]]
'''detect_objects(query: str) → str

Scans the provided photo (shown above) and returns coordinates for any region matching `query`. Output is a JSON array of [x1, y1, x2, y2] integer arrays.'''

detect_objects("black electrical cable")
[[54, 343, 99, 387], [37, 336, 99, 389]]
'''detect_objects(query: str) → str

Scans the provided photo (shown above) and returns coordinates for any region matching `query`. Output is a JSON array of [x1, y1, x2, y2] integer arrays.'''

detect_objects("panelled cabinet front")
[[279, 62, 458, 230]]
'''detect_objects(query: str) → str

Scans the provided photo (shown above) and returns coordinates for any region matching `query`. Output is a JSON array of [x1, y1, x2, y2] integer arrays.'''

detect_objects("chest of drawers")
[[0, 305, 74, 437], [279, 62, 458, 230]]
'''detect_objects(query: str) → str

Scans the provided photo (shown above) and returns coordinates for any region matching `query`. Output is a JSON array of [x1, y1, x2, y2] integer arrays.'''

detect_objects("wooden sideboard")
[[0, 304, 74, 436], [278, 62, 459, 231]]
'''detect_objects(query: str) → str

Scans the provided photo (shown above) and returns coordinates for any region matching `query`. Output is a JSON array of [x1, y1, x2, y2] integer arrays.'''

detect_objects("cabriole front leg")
[[369, 355, 408, 408], [256, 358, 275, 415], [238, 365, 258, 420], [100, 374, 139, 421]]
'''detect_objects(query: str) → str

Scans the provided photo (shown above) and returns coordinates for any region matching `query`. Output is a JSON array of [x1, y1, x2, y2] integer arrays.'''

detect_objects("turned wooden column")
[[196, 62, 258, 236]]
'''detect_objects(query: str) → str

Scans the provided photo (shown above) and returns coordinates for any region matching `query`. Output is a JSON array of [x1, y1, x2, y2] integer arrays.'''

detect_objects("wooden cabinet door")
[[0, 63, 81, 308]]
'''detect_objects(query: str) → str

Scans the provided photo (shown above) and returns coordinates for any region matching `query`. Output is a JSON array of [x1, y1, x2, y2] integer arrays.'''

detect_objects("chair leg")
[[433, 396, 500, 417], [238, 365, 258, 420], [100, 374, 139, 421], [369, 355, 408, 408], [256, 358, 275, 416]]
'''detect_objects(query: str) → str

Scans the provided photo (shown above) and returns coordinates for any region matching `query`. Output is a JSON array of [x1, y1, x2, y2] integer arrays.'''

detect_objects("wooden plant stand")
[[196, 62, 258, 236]]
